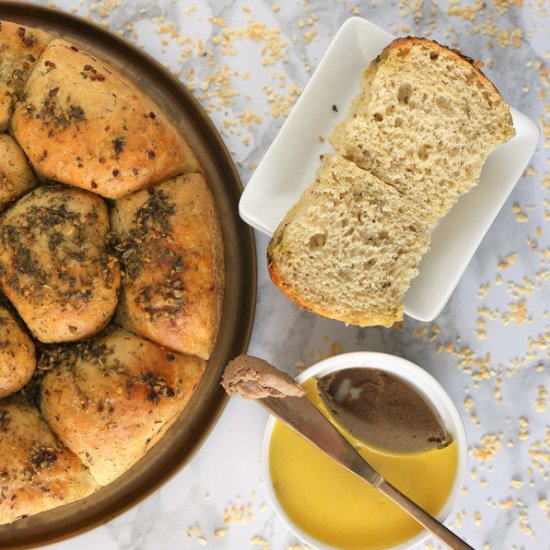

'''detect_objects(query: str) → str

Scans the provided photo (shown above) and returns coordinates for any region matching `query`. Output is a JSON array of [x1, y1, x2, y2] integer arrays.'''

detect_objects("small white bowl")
[[261, 352, 467, 550], [240, 16, 539, 322]]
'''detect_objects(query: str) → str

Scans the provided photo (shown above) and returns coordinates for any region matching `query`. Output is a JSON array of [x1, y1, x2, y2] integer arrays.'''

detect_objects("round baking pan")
[[0, 3, 256, 548]]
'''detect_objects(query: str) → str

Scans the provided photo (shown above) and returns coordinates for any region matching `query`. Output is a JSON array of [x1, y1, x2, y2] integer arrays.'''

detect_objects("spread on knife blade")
[[221, 355, 305, 399]]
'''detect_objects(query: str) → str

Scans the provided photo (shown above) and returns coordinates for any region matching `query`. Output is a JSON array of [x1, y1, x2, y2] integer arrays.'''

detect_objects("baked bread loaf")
[[269, 37, 515, 326], [0, 304, 35, 399], [0, 22, 224, 525], [0, 21, 52, 131], [330, 37, 516, 221], [40, 329, 206, 486], [12, 38, 201, 199], [111, 173, 224, 360], [0, 398, 97, 525], [268, 155, 430, 326], [0, 134, 37, 211], [0, 185, 121, 342]]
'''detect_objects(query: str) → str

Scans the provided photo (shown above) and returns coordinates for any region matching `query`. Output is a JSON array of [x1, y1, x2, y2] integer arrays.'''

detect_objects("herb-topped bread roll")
[[0, 304, 35, 399], [0, 186, 121, 342], [111, 173, 224, 360], [40, 330, 207, 486], [0, 398, 97, 525], [330, 37, 515, 221], [12, 38, 201, 199], [0, 21, 52, 131], [268, 155, 431, 327], [0, 134, 37, 212], [0, 19, 225, 526]]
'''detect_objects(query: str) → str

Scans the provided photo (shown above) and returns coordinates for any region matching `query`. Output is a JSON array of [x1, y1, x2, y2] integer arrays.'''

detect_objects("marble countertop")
[[18, 0, 550, 549]]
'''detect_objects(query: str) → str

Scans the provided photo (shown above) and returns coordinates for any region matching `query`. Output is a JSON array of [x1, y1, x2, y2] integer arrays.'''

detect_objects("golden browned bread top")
[[0, 186, 121, 343], [40, 329, 207, 486], [379, 36, 510, 112], [0, 21, 52, 131], [12, 38, 201, 199], [0, 21, 223, 526], [0, 304, 35, 399], [111, 173, 224, 360], [0, 398, 97, 525], [0, 134, 37, 212]]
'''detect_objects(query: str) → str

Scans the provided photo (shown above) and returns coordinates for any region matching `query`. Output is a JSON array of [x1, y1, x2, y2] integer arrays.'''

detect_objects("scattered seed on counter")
[[510, 477, 524, 489], [250, 534, 269, 548], [473, 510, 482, 526], [471, 433, 503, 462], [512, 203, 529, 223], [535, 385, 548, 412], [478, 282, 491, 299], [518, 417, 530, 440], [497, 252, 518, 270]]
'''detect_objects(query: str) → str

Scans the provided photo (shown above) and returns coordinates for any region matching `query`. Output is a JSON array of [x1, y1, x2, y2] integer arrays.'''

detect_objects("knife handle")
[[377, 479, 475, 550]]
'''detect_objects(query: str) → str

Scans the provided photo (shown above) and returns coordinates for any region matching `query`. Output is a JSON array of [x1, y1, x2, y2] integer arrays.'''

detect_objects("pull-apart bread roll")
[[111, 173, 224, 360], [330, 37, 515, 221], [268, 155, 430, 327], [0, 304, 35, 398], [0, 21, 52, 131], [12, 39, 200, 199], [40, 329, 206, 486], [0, 186, 121, 342], [0, 399, 97, 525], [0, 134, 37, 211]]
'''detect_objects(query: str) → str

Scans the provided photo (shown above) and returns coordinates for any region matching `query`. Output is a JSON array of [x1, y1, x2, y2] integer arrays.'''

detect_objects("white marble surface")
[[18, 1, 550, 549]]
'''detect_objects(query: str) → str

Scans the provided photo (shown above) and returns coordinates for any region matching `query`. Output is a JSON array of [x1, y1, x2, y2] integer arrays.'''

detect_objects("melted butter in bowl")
[[263, 353, 467, 550]]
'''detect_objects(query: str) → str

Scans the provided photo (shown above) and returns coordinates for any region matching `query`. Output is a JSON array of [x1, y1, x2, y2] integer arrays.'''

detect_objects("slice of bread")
[[267, 155, 430, 327], [268, 37, 516, 327], [330, 37, 516, 221]]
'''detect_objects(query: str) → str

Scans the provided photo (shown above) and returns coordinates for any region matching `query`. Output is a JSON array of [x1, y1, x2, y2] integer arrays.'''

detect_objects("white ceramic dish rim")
[[240, 16, 540, 323], [261, 352, 468, 550]]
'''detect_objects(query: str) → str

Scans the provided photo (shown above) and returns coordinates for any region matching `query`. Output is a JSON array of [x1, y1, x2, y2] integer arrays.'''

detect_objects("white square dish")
[[239, 16, 540, 322]]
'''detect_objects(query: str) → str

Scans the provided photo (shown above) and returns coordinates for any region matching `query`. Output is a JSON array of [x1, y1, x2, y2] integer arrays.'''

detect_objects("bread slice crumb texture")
[[268, 155, 430, 327], [330, 37, 515, 221]]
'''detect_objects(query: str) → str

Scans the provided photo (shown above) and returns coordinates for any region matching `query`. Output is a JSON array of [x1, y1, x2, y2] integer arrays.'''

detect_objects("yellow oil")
[[269, 377, 458, 550]]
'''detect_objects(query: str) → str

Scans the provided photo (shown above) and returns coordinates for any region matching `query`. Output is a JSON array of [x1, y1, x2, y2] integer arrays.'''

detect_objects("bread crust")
[[0, 21, 52, 131], [379, 36, 514, 136], [0, 134, 37, 212], [40, 330, 207, 486], [0, 304, 36, 398], [268, 235, 400, 328], [111, 173, 224, 360], [0, 186, 121, 343], [0, 399, 97, 525], [12, 39, 201, 199]]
